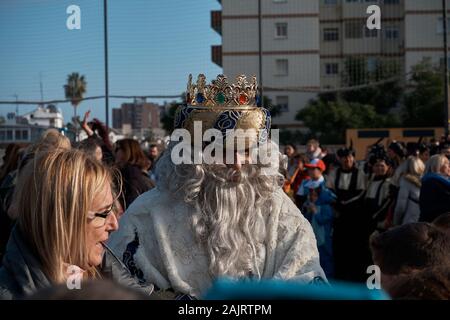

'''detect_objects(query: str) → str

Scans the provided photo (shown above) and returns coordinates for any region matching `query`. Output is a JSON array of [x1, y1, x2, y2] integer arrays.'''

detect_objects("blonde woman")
[[393, 156, 425, 225], [419, 154, 450, 222], [0, 149, 153, 299]]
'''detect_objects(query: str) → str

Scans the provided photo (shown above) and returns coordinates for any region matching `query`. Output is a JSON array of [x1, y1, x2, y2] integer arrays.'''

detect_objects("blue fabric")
[[420, 172, 450, 222], [204, 278, 390, 300], [122, 232, 146, 285], [421, 172, 450, 186], [301, 183, 335, 278]]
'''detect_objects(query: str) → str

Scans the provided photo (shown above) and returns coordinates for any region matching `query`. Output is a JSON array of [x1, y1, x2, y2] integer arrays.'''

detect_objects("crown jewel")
[[186, 74, 259, 107]]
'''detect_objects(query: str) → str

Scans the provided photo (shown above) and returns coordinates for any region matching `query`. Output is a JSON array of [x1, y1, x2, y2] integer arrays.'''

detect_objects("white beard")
[[191, 164, 271, 279], [155, 142, 284, 279]]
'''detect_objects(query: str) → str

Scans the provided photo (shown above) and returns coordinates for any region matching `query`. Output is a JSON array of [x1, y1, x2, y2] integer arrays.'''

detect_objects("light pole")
[[258, 0, 263, 107], [104, 0, 110, 130], [443, 0, 450, 136], [13, 94, 19, 115]]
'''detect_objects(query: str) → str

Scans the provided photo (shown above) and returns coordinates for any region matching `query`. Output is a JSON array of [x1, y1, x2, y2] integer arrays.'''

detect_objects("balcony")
[[211, 45, 222, 67], [211, 10, 222, 35]]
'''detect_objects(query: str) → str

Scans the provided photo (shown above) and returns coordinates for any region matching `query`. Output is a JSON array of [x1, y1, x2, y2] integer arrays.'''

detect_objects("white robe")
[[108, 186, 326, 298]]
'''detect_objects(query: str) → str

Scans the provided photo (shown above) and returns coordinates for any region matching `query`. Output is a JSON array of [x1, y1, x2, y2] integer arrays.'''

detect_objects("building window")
[[384, 0, 399, 4], [275, 23, 288, 39], [273, 0, 287, 3], [276, 96, 289, 112], [439, 57, 450, 69], [324, 0, 337, 4], [437, 18, 450, 34], [325, 63, 339, 75], [275, 59, 289, 76], [15, 130, 22, 140], [385, 26, 399, 39], [345, 21, 363, 39], [0, 131, 5, 141], [22, 130, 28, 141], [365, 27, 378, 38], [6, 130, 12, 141], [367, 57, 378, 72], [324, 28, 339, 41]]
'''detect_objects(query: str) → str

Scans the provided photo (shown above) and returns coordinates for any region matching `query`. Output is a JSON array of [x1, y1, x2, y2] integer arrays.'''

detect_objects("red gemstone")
[[239, 94, 248, 105]]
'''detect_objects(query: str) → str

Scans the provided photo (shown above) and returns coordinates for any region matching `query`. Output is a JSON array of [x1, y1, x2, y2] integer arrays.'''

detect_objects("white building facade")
[[212, 0, 320, 129], [22, 104, 64, 129], [213, 0, 450, 130]]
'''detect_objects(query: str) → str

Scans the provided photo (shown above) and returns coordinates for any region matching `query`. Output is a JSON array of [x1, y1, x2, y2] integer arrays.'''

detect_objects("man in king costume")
[[109, 74, 326, 298]]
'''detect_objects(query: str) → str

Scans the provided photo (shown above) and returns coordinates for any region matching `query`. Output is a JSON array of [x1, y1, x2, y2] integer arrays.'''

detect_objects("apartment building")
[[212, 0, 450, 129], [320, 0, 404, 89], [112, 98, 164, 139], [405, 0, 450, 72], [211, 0, 320, 129]]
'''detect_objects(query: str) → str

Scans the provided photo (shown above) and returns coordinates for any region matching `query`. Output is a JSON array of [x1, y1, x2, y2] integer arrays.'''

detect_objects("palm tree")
[[64, 72, 87, 141]]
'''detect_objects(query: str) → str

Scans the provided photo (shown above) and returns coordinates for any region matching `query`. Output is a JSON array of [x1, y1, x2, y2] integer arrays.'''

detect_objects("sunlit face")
[[308, 167, 322, 180], [442, 147, 450, 158], [225, 150, 252, 180], [284, 146, 295, 158], [373, 160, 389, 177], [95, 146, 103, 162], [114, 147, 126, 164], [341, 155, 354, 170], [440, 157, 450, 177], [150, 147, 159, 159], [419, 150, 430, 163], [85, 183, 118, 268], [306, 143, 317, 154]]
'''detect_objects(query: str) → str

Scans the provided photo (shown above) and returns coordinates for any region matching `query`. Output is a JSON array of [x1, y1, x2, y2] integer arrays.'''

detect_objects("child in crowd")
[[300, 159, 336, 278]]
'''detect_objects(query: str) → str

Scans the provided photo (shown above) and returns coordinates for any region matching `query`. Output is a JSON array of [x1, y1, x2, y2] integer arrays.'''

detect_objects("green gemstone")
[[215, 92, 225, 104]]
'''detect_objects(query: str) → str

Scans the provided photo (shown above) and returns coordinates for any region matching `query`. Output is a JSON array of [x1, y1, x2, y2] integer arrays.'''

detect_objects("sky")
[[0, 0, 222, 125]]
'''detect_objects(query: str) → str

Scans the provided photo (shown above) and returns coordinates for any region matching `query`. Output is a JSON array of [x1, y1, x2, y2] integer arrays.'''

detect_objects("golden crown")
[[185, 74, 260, 108], [174, 74, 271, 148]]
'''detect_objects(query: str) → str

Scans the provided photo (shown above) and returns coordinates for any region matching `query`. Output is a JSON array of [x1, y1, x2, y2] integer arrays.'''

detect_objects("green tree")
[[403, 58, 445, 127], [341, 57, 402, 114], [64, 72, 87, 139], [296, 96, 395, 144]]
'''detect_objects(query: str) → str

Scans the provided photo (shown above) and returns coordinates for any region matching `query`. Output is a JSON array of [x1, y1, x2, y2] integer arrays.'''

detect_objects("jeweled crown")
[[186, 74, 260, 107]]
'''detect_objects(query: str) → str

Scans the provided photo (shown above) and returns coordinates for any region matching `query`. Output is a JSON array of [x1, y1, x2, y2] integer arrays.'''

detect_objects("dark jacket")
[[120, 164, 154, 209], [419, 173, 450, 223], [0, 171, 16, 265], [0, 227, 153, 300]]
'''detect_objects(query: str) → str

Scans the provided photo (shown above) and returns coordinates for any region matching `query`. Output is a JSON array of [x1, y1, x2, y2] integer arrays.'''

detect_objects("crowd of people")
[[281, 137, 450, 294], [0, 73, 449, 300], [0, 112, 160, 298]]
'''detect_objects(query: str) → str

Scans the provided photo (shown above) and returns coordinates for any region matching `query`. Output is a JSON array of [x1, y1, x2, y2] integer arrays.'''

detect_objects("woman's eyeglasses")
[[87, 204, 115, 228]]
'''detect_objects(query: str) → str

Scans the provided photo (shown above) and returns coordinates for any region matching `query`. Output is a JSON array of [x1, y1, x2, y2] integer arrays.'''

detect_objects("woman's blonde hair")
[[406, 156, 425, 177], [14, 149, 113, 283], [425, 154, 448, 175]]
